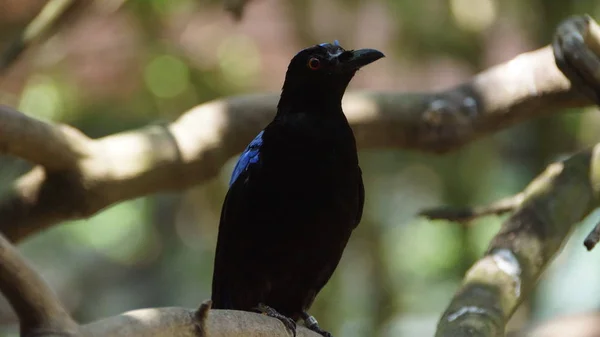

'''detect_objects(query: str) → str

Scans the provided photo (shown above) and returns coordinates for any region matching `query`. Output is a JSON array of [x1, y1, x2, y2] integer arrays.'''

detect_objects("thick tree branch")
[[553, 15, 600, 105], [434, 16, 600, 337], [434, 145, 600, 337], [0, 12, 598, 337], [0, 225, 322, 336], [0, 105, 90, 170], [0, 231, 78, 336], [81, 304, 321, 337], [0, 38, 593, 242]]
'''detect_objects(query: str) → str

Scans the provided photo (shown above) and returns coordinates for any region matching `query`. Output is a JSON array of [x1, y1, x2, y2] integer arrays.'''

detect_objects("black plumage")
[[211, 41, 384, 336]]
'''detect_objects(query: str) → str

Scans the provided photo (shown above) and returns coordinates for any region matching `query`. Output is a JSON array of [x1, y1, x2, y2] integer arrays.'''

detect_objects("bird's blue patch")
[[230, 131, 264, 186], [319, 40, 340, 47], [294, 41, 342, 57]]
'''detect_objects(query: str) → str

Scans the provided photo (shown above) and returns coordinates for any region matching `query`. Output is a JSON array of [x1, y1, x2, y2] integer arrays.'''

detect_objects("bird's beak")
[[336, 48, 385, 72]]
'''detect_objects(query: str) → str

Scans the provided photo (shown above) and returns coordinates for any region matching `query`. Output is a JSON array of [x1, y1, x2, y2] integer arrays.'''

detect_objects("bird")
[[211, 41, 384, 337]]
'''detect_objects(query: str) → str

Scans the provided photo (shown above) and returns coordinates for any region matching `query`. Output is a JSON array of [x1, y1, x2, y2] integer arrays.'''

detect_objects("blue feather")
[[291, 41, 341, 57], [318, 40, 340, 47], [229, 131, 264, 186]]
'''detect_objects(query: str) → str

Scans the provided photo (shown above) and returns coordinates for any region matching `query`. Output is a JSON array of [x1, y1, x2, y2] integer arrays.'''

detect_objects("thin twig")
[[0, 0, 78, 72], [420, 193, 524, 223], [584, 220, 600, 250]]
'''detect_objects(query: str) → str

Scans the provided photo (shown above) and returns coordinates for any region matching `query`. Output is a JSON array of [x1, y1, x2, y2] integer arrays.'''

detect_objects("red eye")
[[308, 57, 321, 70]]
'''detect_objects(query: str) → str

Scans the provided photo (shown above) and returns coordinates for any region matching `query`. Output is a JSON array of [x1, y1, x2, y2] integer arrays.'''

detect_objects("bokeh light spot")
[[450, 0, 497, 32], [144, 54, 190, 98], [217, 35, 261, 87], [18, 75, 62, 120]]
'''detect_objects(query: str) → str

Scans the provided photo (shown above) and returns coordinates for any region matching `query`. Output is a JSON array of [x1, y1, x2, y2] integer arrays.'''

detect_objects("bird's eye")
[[307, 57, 321, 70]]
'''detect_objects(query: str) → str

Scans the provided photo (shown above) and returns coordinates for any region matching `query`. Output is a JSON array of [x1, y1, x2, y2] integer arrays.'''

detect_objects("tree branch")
[[0, 38, 593, 242], [0, 231, 78, 335], [0, 105, 90, 170], [0, 0, 79, 72], [81, 303, 321, 337], [434, 145, 600, 337], [553, 15, 600, 105], [419, 193, 524, 223], [0, 11, 598, 337], [0, 226, 322, 336], [434, 15, 600, 337]]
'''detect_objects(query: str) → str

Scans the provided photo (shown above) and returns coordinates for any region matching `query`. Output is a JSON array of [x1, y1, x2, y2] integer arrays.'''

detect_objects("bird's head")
[[279, 41, 384, 111]]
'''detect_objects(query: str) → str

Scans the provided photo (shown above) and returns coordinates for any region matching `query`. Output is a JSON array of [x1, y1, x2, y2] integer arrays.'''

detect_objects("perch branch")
[[0, 11, 597, 337], [81, 303, 321, 337], [0, 231, 77, 335], [0, 34, 595, 242], [0, 234, 323, 337]]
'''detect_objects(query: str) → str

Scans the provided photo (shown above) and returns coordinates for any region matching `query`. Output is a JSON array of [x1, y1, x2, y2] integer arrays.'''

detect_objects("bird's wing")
[[212, 130, 265, 309], [355, 167, 365, 228], [220, 129, 264, 242], [229, 130, 264, 186]]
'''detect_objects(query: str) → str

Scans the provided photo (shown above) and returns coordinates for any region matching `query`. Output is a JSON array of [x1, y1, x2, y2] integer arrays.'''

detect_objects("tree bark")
[[0, 43, 589, 242], [0, 10, 598, 337], [432, 15, 600, 337]]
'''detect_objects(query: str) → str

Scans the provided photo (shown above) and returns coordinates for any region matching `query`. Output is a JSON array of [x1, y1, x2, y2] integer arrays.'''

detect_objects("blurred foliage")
[[2, 0, 600, 336]]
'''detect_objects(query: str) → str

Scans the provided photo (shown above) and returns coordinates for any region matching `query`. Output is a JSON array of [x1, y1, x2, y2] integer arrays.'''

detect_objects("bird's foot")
[[254, 303, 297, 336], [301, 312, 333, 337]]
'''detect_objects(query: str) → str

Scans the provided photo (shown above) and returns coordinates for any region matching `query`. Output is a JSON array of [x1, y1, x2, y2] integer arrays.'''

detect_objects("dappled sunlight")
[[123, 307, 165, 323], [343, 94, 382, 124], [170, 100, 230, 164], [1, 1, 600, 336], [94, 129, 170, 180], [144, 55, 191, 99]]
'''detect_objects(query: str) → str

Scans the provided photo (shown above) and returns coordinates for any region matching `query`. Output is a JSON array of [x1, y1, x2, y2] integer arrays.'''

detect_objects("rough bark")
[[433, 147, 600, 336], [432, 15, 600, 337], [0, 10, 598, 337], [0, 43, 589, 242]]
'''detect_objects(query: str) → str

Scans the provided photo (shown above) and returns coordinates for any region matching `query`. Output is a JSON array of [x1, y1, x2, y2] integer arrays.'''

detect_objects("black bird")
[[211, 41, 384, 336]]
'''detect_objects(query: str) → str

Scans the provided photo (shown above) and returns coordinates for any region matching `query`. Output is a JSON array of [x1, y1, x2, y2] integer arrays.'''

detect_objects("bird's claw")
[[254, 303, 297, 336], [302, 311, 333, 337]]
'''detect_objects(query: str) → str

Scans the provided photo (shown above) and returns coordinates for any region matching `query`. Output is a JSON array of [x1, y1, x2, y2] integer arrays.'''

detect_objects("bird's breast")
[[254, 119, 361, 228]]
